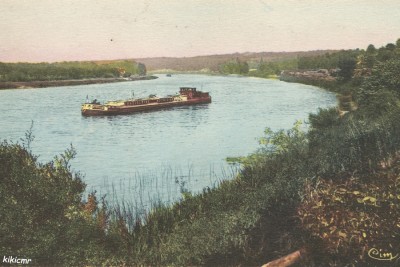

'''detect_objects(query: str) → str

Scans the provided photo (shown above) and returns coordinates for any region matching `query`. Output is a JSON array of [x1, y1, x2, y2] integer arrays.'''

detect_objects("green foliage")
[[277, 39, 400, 265], [137, 62, 147, 76], [296, 50, 360, 82], [0, 60, 141, 82], [297, 50, 360, 71], [308, 104, 400, 179], [366, 44, 377, 54], [249, 58, 298, 78], [127, 68, 400, 264], [219, 58, 249, 75], [0, 133, 135, 266], [0, 138, 84, 265], [103, 121, 311, 266], [337, 55, 357, 81], [360, 58, 400, 98], [258, 120, 306, 154], [360, 45, 378, 68], [306, 49, 400, 179]]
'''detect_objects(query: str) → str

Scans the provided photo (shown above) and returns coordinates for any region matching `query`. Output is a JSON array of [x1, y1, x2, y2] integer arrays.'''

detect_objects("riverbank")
[[279, 69, 339, 90], [2, 65, 399, 265], [0, 75, 158, 90]]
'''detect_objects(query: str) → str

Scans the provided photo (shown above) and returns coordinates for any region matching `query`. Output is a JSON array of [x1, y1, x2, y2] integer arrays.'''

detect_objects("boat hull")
[[81, 97, 211, 116]]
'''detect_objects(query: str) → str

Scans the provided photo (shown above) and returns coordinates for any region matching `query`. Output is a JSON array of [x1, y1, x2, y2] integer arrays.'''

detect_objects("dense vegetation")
[[219, 50, 361, 80], [219, 39, 400, 85], [1, 39, 400, 266], [138, 50, 334, 73], [218, 57, 250, 75], [248, 58, 298, 78], [0, 60, 146, 82]]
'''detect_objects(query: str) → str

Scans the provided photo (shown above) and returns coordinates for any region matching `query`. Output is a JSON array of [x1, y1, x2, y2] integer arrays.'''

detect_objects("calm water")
[[0, 74, 336, 207]]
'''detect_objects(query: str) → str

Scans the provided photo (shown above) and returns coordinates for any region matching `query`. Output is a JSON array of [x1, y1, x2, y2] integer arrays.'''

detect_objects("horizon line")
[[0, 49, 345, 64]]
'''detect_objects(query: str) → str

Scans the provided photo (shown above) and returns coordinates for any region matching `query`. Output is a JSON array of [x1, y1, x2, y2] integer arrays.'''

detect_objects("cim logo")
[[3, 256, 32, 264], [368, 248, 399, 262]]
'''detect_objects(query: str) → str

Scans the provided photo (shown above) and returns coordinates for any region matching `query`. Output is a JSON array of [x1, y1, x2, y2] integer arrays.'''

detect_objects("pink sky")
[[1, 0, 400, 62]]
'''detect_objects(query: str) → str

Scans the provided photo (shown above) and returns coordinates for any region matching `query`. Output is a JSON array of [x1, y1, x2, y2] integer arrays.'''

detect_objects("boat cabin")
[[179, 87, 209, 99], [180, 87, 197, 95]]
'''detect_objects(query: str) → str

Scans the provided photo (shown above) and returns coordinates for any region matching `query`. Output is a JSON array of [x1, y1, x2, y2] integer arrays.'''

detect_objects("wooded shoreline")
[[0, 75, 158, 90]]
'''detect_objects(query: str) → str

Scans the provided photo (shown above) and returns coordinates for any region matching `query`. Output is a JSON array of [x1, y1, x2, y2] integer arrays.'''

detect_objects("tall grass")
[[93, 164, 238, 230]]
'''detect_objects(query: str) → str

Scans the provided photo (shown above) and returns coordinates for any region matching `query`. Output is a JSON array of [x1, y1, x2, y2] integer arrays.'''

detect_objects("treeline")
[[218, 38, 400, 83], [0, 60, 147, 82], [218, 51, 355, 78], [218, 57, 298, 77], [218, 57, 250, 74], [2, 39, 400, 266], [297, 49, 360, 71], [137, 50, 332, 72]]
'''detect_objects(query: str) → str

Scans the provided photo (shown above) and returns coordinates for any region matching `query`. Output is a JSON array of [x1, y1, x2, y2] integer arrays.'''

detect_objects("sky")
[[1, 0, 400, 62]]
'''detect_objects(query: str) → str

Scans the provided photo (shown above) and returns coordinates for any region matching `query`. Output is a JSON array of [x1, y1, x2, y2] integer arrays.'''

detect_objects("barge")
[[81, 87, 211, 116]]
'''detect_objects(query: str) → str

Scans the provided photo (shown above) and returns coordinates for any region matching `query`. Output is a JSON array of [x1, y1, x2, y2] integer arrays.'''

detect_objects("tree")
[[362, 58, 400, 96], [137, 62, 147, 76], [338, 56, 357, 81], [362, 44, 377, 68], [395, 38, 400, 56], [366, 44, 377, 54], [219, 58, 248, 75], [239, 60, 249, 74], [376, 47, 394, 62], [385, 43, 396, 51]]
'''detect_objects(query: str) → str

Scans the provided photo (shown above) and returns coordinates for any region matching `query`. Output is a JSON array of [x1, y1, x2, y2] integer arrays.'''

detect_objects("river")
[[0, 74, 336, 209]]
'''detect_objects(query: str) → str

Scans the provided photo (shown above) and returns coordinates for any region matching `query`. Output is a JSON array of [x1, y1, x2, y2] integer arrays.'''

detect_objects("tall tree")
[[338, 56, 357, 81], [366, 44, 377, 54], [137, 63, 147, 76]]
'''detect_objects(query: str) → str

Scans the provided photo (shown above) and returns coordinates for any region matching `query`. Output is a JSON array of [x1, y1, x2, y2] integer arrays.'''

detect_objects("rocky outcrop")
[[280, 69, 338, 85]]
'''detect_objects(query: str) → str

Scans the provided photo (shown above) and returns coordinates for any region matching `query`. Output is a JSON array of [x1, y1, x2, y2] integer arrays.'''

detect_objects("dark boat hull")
[[81, 97, 211, 116]]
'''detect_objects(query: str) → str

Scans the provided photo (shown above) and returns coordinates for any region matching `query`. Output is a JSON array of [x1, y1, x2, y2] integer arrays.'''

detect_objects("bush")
[[0, 136, 121, 266]]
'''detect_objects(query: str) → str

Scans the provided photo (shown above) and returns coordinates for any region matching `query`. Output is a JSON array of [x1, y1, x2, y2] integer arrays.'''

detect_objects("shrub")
[[0, 137, 115, 266]]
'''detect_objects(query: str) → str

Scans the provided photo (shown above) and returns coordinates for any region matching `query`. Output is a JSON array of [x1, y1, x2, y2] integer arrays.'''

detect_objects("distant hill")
[[134, 50, 337, 72]]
